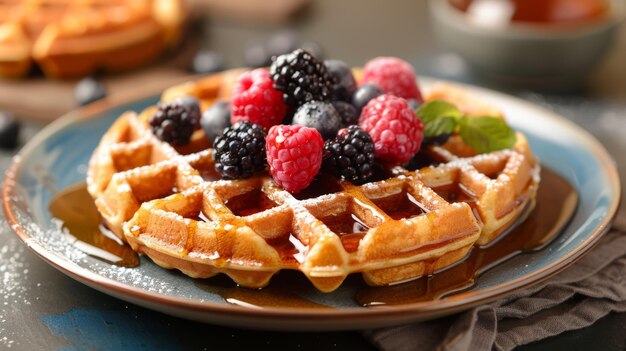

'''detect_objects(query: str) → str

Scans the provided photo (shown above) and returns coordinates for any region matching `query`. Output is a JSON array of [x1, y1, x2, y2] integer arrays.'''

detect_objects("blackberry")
[[270, 49, 332, 108], [325, 60, 357, 101], [149, 98, 201, 145], [351, 83, 383, 114], [323, 126, 375, 183], [292, 101, 341, 140], [332, 101, 358, 127], [213, 121, 266, 179]]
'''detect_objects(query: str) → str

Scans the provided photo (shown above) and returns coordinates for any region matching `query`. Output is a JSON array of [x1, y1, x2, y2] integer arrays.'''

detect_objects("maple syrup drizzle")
[[48, 183, 140, 267], [195, 271, 332, 309], [355, 168, 577, 306], [224, 189, 278, 217], [371, 191, 427, 220], [49, 168, 576, 309], [318, 212, 371, 253]]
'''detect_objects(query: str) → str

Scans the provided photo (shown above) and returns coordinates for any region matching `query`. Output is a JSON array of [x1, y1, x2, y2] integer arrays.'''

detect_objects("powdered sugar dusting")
[[0, 223, 30, 349], [8, 187, 182, 299]]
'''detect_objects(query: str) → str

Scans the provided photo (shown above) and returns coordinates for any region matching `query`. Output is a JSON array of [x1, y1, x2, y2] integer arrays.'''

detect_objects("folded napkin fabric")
[[365, 229, 626, 351]]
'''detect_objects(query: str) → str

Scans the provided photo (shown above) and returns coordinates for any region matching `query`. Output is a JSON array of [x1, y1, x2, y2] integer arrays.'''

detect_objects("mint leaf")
[[417, 100, 463, 125], [458, 116, 517, 153], [424, 115, 457, 137]]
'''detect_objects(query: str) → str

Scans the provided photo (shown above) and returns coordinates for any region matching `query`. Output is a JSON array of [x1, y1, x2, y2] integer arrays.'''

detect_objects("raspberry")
[[323, 126, 375, 183], [231, 68, 287, 129], [269, 49, 332, 108], [214, 121, 266, 179], [149, 98, 201, 145], [359, 94, 424, 163], [362, 57, 423, 102], [266, 124, 324, 193]]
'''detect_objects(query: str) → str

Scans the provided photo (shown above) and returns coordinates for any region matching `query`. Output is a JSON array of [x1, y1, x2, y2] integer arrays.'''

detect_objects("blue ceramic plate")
[[3, 78, 620, 331]]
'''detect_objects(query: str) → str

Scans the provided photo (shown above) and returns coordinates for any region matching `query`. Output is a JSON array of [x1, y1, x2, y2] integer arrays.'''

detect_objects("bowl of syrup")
[[429, 0, 625, 90]]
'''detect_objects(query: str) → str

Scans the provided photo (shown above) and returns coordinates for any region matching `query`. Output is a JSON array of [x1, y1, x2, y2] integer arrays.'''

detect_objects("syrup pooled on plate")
[[49, 168, 576, 308], [48, 183, 139, 267], [356, 167, 577, 306]]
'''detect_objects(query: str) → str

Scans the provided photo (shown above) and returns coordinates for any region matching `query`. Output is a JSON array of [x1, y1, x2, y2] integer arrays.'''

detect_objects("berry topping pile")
[[359, 94, 424, 163], [270, 49, 333, 108], [323, 126, 375, 183], [266, 125, 324, 193], [214, 121, 267, 179], [150, 98, 201, 145], [151, 48, 516, 193], [231, 68, 287, 129]]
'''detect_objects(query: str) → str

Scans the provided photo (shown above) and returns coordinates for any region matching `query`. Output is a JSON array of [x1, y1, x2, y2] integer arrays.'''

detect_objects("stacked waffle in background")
[[0, 0, 186, 79]]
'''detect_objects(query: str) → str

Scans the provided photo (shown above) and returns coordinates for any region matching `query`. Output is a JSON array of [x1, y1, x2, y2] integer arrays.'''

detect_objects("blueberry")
[[244, 42, 272, 68], [0, 111, 20, 150], [292, 101, 341, 140], [267, 30, 301, 57], [75, 77, 106, 106], [325, 60, 357, 102], [332, 101, 358, 126], [407, 98, 421, 112], [191, 50, 225, 74], [201, 101, 231, 143], [351, 83, 383, 114]]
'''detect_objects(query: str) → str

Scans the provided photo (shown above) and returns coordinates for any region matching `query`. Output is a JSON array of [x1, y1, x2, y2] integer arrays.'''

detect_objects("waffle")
[[0, 0, 186, 78], [86, 71, 540, 292]]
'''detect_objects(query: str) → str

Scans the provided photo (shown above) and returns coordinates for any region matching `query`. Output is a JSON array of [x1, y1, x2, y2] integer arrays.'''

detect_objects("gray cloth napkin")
[[364, 225, 626, 351]]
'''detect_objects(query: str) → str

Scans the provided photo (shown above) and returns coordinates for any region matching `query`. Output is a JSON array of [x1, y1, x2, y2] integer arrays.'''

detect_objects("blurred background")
[[0, 0, 623, 121]]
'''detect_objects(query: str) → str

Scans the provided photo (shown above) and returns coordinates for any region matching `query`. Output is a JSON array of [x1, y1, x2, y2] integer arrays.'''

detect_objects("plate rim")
[[2, 75, 621, 323]]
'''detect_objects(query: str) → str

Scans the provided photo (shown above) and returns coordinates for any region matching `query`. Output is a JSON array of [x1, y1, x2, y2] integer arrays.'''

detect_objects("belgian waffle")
[[0, 0, 186, 78], [86, 71, 540, 292]]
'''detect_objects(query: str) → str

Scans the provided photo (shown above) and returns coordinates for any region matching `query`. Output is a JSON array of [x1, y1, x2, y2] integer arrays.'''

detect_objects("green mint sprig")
[[416, 100, 516, 153]]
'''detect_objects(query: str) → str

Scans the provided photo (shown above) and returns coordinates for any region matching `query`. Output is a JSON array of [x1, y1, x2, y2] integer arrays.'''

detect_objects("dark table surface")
[[1, 1, 625, 350]]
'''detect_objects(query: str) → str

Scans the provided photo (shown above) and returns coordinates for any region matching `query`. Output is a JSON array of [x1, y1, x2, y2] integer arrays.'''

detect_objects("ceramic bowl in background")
[[429, 0, 625, 90]]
